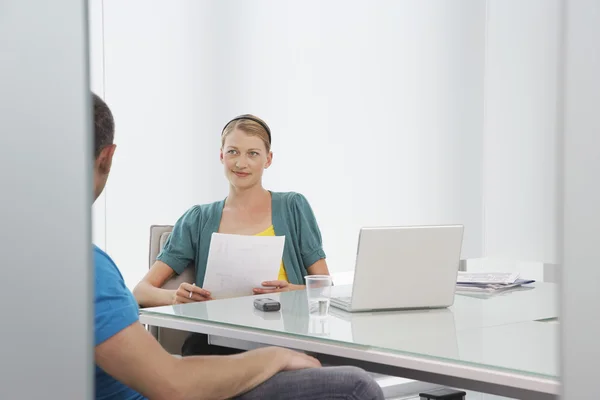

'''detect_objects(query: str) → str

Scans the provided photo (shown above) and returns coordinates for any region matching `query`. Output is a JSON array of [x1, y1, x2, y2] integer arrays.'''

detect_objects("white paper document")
[[203, 232, 285, 299], [456, 271, 520, 285]]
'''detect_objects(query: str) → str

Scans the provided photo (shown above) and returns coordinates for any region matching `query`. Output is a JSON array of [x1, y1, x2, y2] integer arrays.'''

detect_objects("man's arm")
[[96, 321, 319, 400]]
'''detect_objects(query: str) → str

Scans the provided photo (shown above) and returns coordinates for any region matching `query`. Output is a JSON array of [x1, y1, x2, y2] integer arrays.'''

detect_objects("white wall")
[[482, 0, 561, 264], [102, 1, 223, 287], [97, 0, 486, 288], [208, 0, 486, 268]]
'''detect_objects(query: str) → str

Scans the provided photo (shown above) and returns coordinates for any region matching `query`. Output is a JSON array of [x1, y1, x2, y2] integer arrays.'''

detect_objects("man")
[[92, 92, 385, 400]]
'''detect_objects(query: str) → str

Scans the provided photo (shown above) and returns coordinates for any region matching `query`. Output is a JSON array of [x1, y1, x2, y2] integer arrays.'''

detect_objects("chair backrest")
[[148, 225, 195, 354], [149, 225, 195, 287]]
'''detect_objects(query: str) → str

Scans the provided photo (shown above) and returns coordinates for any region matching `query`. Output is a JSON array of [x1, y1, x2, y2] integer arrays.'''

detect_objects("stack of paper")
[[203, 232, 285, 299], [456, 272, 535, 294]]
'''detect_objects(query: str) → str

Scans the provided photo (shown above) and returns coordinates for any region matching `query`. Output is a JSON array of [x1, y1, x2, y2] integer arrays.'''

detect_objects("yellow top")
[[255, 225, 288, 282]]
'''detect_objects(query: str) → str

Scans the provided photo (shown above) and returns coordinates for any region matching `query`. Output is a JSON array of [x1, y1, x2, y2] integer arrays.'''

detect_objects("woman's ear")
[[265, 151, 273, 169]]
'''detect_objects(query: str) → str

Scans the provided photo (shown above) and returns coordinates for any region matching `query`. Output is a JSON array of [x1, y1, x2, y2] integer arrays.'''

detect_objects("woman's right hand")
[[173, 282, 213, 304]]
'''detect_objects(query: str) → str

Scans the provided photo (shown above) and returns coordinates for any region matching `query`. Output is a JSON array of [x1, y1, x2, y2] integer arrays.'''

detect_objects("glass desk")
[[140, 282, 559, 399]]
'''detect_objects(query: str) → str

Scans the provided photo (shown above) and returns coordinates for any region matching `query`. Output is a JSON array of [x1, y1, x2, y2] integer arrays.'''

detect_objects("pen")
[[189, 283, 195, 298]]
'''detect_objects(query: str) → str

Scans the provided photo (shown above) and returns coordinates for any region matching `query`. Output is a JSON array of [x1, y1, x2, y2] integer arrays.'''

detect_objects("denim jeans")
[[235, 366, 385, 400]]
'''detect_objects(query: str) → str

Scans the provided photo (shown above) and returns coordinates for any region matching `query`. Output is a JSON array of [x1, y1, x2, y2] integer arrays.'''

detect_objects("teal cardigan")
[[156, 191, 326, 286]]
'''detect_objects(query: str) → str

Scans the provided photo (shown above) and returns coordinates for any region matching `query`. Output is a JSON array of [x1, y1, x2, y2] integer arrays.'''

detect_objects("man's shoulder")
[[94, 245, 122, 278], [93, 245, 131, 301], [93, 244, 112, 261], [93, 245, 139, 346]]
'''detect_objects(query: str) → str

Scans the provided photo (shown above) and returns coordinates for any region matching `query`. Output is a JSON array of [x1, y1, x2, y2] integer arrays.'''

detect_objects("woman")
[[133, 114, 331, 356]]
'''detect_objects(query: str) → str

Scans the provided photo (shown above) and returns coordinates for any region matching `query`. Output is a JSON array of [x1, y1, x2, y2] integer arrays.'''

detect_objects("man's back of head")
[[92, 93, 116, 200]]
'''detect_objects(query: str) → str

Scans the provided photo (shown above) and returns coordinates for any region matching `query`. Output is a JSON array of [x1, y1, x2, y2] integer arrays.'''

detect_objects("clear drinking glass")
[[309, 315, 330, 336], [305, 275, 333, 317]]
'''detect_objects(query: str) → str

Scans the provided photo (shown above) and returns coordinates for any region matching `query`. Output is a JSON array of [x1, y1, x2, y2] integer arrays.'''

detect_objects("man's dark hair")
[[93, 93, 115, 157]]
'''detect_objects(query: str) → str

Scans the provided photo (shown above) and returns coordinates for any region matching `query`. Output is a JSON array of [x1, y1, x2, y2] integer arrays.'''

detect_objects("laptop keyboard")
[[333, 296, 352, 306]]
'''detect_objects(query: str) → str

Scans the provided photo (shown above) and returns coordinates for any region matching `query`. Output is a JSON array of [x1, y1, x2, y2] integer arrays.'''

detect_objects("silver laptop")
[[330, 225, 464, 312]]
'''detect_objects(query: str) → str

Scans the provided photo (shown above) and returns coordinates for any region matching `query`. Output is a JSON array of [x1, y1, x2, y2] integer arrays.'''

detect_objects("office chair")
[[148, 225, 269, 355], [148, 225, 195, 355]]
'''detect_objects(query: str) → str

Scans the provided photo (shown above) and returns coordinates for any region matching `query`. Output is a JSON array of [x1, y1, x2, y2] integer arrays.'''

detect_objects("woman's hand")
[[173, 282, 213, 304], [253, 280, 304, 295]]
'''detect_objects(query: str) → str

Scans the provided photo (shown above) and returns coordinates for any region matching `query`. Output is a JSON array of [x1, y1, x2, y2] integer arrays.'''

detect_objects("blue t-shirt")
[[94, 245, 146, 400]]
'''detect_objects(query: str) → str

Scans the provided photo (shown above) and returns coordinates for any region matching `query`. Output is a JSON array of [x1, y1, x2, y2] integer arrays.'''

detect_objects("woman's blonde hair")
[[221, 114, 271, 152]]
